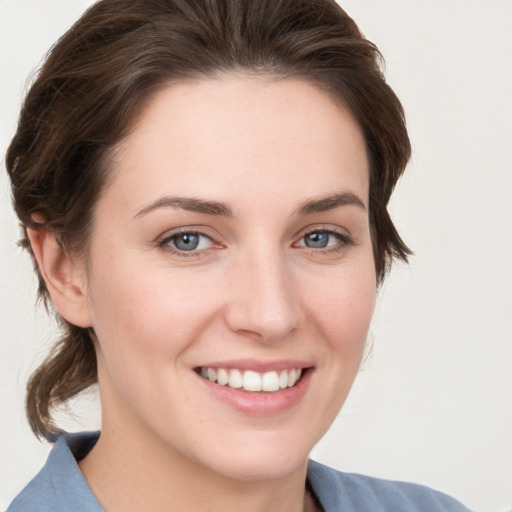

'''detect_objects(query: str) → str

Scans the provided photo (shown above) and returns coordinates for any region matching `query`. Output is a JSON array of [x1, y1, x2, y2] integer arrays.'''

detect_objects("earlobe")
[[27, 225, 93, 328]]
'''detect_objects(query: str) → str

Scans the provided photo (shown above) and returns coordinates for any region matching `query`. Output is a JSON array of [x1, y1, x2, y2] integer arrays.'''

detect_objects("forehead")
[[106, 75, 369, 212]]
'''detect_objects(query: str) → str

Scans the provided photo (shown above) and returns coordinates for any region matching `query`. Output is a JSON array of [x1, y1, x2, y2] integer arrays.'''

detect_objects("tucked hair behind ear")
[[6, 0, 411, 440]]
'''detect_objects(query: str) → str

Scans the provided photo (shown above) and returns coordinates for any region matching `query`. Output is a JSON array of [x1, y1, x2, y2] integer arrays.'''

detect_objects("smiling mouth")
[[197, 367, 305, 392]]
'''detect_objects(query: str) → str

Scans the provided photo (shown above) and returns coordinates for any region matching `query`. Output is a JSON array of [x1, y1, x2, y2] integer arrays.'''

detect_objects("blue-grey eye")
[[304, 231, 331, 248], [172, 233, 201, 251], [161, 231, 215, 254]]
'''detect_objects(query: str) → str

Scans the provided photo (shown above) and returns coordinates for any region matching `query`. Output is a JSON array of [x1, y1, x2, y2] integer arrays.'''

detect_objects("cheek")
[[87, 262, 221, 365], [86, 267, 215, 421], [296, 260, 376, 437], [305, 262, 376, 354]]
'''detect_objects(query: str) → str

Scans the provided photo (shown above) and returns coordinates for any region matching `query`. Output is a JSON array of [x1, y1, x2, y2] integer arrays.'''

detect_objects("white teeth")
[[262, 371, 279, 392], [217, 368, 229, 386], [279, 370, 288, 389], [228, 369, 243, 388], [243, 370, 262, 391], [200, 367, 304, 392], [288, 369, 297, 387]]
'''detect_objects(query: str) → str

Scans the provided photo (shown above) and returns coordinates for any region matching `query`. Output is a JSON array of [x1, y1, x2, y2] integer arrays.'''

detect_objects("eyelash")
[[158, 227, 354, 258]]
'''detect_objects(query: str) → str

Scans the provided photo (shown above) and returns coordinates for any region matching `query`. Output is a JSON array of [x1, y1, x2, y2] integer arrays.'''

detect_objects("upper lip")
[[196, 359, 314, 373]]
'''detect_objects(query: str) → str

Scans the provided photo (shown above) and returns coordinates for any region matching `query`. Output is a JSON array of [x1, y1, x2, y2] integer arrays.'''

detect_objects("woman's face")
[[82, 76, 376, 480]]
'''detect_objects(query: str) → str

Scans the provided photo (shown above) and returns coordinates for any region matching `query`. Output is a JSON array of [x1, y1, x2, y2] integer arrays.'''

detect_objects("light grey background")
[[1, 1, 511, 511]]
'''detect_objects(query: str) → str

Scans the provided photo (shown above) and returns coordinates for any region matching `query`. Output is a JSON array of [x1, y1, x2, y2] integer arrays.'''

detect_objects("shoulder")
[[6, 466, 56, 512], [6, 432, 102, 512], [307, 460, 474, 512]]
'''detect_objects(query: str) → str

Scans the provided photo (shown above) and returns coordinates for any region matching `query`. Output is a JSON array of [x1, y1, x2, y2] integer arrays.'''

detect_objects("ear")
[[27, 224, 93, 328]]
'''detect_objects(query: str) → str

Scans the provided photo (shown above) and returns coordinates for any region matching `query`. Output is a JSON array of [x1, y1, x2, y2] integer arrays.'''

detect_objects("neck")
[[79, 422, 315, 512]]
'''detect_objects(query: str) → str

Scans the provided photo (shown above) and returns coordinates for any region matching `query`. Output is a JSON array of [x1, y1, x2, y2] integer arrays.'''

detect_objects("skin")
[[29, 75, 376, 512]]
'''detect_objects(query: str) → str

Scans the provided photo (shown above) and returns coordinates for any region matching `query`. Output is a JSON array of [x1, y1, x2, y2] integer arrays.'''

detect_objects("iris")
[[304, 232, 330, 249], [173, 233, 200, 251]]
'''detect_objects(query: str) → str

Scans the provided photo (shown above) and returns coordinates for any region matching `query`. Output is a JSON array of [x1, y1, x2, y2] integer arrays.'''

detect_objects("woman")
[[5, 0, 473, 510]]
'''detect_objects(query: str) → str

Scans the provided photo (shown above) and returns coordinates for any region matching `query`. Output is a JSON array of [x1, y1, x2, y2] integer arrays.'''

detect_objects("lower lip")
[[196, 369, 313, 416]]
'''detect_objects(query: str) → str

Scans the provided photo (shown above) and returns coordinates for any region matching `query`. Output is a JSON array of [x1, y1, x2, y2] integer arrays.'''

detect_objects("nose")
[[224, 249, 302, 342]]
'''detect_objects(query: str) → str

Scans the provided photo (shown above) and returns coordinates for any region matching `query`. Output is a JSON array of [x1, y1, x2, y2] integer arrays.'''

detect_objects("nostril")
[[224, 305, 301, 341]]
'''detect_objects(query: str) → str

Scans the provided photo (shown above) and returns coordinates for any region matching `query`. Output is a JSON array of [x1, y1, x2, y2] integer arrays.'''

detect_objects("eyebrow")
[[134, 191, 366, 219], [134, 196, 234, 218], [295, 192, 367, 215]]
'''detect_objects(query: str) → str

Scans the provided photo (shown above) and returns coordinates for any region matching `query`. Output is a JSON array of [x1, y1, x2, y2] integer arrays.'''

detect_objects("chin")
[[187, 428, 318, 482], [207, 451, 309, 482]]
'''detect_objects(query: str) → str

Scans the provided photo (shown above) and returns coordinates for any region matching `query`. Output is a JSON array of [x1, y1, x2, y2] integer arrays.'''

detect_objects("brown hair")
[[6, 0, 411, 440]]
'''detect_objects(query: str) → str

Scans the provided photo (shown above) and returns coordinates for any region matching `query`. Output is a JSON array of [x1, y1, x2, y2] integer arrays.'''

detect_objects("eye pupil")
[[174, 233, 200, 251], [305, 232, 329, 248]]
